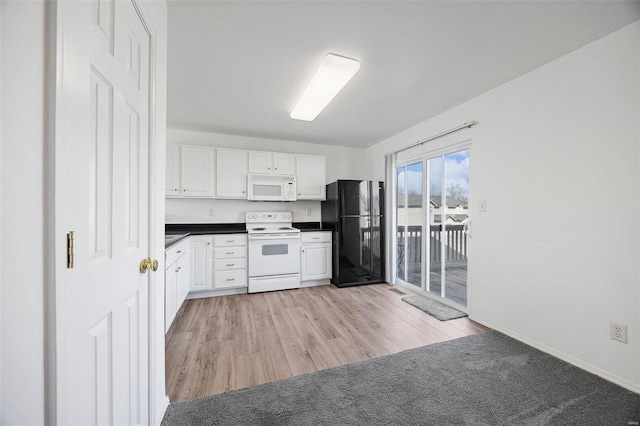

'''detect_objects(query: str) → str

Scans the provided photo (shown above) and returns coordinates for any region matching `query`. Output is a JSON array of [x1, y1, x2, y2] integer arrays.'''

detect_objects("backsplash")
[[165, 198, 321, 224]]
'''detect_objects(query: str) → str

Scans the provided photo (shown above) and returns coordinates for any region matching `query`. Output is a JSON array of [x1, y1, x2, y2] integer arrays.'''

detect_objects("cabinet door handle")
[[226, 252, 234, 255], [226, 278, 235, 282], [312, 237, 320, 240], [176, 250, 182, 253], [225, 240, 234, 243], [177, 266, 182, 270], [226, 263, 235, 267]]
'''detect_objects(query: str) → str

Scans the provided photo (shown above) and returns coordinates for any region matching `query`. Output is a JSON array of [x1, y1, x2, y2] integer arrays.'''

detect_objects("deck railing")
[[397, 225, 467, 272]]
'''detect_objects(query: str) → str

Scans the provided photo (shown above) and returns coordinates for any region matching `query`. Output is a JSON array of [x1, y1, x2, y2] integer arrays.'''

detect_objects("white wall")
[[166, 129, 368, 224], [0, 1, 46, 424], [366, 21, 640, 391]]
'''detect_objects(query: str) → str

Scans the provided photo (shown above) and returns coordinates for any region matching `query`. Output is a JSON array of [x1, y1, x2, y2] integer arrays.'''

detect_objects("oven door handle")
[[248, 234, 300, 240]]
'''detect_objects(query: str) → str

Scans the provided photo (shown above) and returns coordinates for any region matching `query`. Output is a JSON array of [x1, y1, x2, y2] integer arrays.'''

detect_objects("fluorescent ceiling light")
[[290, 53, 360, 122]]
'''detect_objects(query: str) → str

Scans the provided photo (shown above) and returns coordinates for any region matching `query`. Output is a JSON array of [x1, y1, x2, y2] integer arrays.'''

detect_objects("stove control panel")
[[246, 211, 292, 223]]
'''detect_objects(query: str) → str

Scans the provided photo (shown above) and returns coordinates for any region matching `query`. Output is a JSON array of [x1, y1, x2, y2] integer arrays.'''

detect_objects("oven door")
[[248, 234, 301, 277]]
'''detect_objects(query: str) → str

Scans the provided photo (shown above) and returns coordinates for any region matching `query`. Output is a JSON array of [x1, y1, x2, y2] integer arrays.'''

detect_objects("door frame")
[[43, 1, 163, 424], [392, 134, 472, 313]]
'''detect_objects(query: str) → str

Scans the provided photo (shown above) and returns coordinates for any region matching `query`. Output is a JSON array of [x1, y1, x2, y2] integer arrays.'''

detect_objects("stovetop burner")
[[245, 211, 300, 235]]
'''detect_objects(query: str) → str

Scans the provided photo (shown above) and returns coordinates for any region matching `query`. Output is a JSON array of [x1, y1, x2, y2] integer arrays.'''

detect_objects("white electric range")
[[246, 212, 301, 293]]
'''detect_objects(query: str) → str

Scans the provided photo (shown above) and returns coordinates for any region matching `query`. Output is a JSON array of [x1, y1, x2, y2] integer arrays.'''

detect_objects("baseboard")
[[469, 313, 640, 395], [300, 279, 331, 288], [186, 287, 247, 299], [154, 395, 170, 426]]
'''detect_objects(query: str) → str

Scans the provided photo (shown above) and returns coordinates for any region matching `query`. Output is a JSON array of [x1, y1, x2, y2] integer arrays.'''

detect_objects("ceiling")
[[167, 1, 640, 148]]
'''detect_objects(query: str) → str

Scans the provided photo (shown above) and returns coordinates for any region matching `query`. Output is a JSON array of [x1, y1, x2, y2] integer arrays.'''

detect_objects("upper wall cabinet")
[[166, 144, 326, 200], [248, 151, 296, 176], [216, 149, 248, 198], [181, 146, 216, 197], [296, 155, 326, 200], [166, 145, 216, 197], [166, 145, 181, 197]]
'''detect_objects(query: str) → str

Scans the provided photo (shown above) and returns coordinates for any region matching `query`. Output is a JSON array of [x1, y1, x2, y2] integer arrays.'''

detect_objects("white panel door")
[[56, 1, 152, 424]]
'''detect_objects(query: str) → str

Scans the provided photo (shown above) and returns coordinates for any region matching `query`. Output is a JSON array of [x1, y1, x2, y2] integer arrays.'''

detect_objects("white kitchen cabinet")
[[248, 151, 296, 176], [300, 232, 332, 282], [212, 234, 247, 289], [166, 145, 181, 197], [190, 236, 213, 292], [296, 155, 326, 200], [273, 153, 296, 175], [181, 146, 216, 197], [216, 148, 248, 198], [165, 239, 190, 333]]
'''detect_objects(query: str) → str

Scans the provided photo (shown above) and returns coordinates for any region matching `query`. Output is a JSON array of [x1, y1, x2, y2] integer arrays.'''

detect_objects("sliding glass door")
[[396, 148, 470, 307], [396, 162, 423, 287]]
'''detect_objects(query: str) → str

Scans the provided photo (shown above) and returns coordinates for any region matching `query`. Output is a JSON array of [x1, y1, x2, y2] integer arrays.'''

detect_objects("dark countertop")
[[166, 223, 247, 235], [293, 222, 327, 232], [165, 222, 330, 248]]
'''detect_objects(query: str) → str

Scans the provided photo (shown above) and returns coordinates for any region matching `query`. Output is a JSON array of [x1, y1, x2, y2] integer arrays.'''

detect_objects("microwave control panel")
[[285, 182, 296, 200]]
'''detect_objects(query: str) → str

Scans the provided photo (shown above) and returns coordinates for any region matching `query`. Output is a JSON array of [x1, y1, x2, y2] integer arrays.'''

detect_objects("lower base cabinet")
[[165, 239, 190, 333], [301, 232, 332, 282]]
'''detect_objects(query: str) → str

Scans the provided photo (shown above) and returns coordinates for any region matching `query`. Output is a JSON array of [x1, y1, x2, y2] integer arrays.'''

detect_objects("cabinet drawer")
[[214, 234, 247, 247], [213, 246, 247, 259], [214, 258, 247, 271], [301, 232, 331, 244], [214, 269, 247, 289], [165, 241, 187, 268]]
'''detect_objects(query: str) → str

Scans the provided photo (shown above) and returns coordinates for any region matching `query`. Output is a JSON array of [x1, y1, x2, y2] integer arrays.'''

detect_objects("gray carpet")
[[402, 295, 467, 321], [162, 331, 640, 426]]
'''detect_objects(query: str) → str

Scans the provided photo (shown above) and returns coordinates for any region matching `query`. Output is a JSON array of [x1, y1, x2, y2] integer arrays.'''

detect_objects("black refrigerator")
[[321, 180, 385, 287]]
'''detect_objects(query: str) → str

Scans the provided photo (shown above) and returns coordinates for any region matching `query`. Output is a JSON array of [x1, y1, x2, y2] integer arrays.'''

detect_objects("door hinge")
[[67, 231, 75, 269]]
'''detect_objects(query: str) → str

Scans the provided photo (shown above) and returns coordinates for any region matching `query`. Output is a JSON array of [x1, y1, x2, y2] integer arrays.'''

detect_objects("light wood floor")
[[165, 283, 489, 403]]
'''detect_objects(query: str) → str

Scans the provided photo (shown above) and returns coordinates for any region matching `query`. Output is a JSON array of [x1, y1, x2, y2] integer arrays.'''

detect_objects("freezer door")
[[339, 180, 370, 216]]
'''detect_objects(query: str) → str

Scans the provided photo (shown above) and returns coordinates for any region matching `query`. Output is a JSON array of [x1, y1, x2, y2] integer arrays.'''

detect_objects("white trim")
[[186, 287, 247, 299], [471, 313, 640, 395], [0, 0, 3, 415], [155, 395, 170, 426], [131, 2, 162, 424]]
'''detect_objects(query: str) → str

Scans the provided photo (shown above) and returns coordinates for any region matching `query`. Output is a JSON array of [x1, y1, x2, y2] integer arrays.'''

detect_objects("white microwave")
[[247, 174, 297, 201]]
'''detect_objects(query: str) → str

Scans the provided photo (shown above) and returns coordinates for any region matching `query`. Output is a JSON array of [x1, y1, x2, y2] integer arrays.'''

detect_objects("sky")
[[397, 149, 469, 197]]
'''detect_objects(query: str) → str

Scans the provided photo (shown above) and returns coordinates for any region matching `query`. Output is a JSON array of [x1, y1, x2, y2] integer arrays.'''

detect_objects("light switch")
[[479, 200, 487, 212]]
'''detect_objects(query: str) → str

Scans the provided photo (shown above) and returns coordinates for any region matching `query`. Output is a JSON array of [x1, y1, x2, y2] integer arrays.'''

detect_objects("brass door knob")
[[140, 257, 159, 273]]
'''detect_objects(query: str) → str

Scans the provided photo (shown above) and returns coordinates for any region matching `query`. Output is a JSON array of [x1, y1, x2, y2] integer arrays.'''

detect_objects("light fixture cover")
[[290, 53, 360, 121]]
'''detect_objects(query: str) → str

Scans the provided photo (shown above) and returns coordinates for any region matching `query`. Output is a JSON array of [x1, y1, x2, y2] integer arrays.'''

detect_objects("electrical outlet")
[[208, 209, 215, 217], [306, 208, 312, 216], [610, 323, 628, 343]]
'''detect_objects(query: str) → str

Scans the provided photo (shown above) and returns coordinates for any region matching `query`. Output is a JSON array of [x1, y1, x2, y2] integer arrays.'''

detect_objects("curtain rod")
[[386, 121, 477, 156]]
